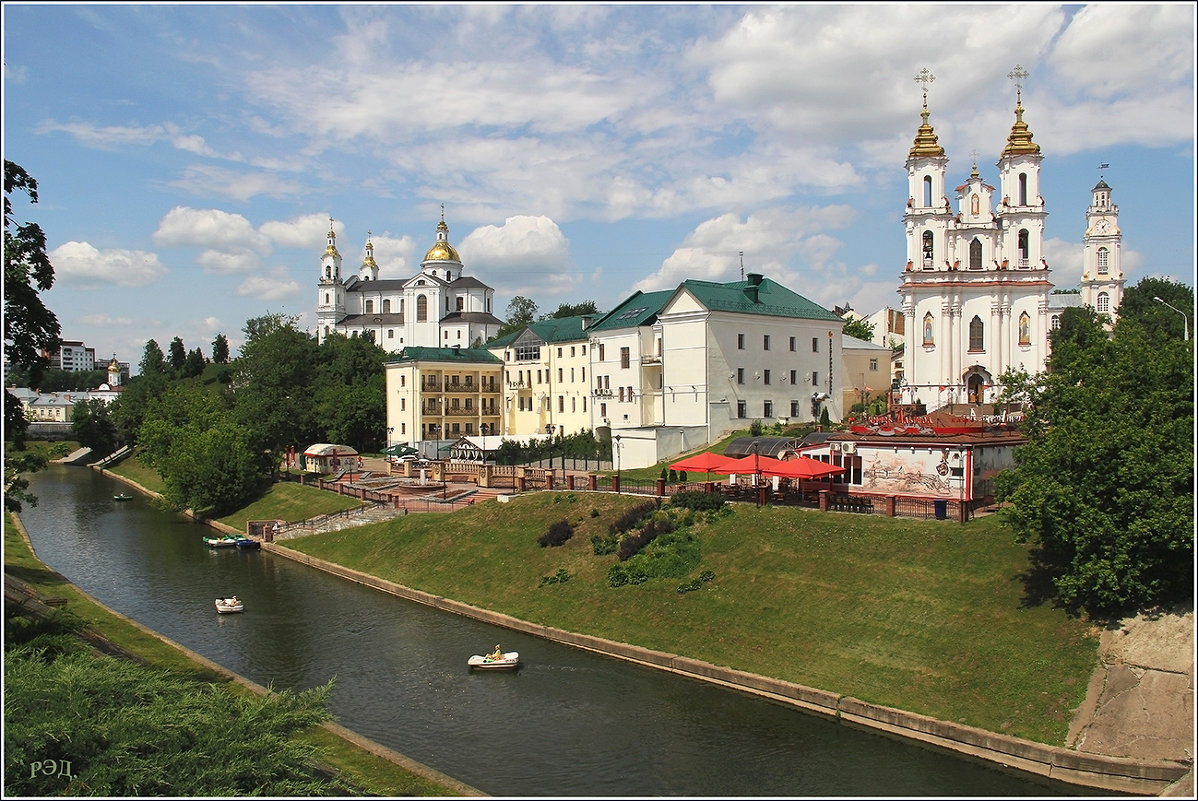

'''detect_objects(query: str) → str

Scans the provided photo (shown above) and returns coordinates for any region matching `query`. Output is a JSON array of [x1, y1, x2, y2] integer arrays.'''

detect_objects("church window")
[[324, 293, 330, 304], [968, 316, 984, 351], [1097, 248, 1109, 274], [417, 295, 428, 322], [383, 299, 391, 313], [1018, 312, 1031, 346], [1097, 292, 1110, 314], [387, 329, 395, 339], [1051, 315, 1061, 330], [969, 238, 982, 270], [922, 231, 933, 264], [1018, 173, 1028, 206], [365, 300, 373, 314], [457, 297, 464, 311], [1018, 229, 1029, 262], [970, 194, 980, 215], [737, 368, 745, 385], [922, 313, 935, 346], [923, 175, 932, 207]]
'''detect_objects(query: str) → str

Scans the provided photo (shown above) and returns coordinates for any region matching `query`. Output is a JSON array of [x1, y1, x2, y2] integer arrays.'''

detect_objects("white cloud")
[[260, 214, 337, 250], [153, 206, 271, 253], [236, 270, 301, 302], [196, 249, 262, 274], [458, 215, 576, 299], [77, 313, 134, 327], [166, 164, 306, 202], [50, 241, 167, 288]]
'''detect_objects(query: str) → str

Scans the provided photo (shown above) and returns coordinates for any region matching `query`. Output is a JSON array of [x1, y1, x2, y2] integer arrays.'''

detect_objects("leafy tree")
[[492, 295, 539, 340], [183, 346, 206, 379], [4, 160, 62, 448], [1116, 277, 1193, 341], [71, 399, 121, 457], [312, 332, 387, 452], [168, 336, 187, 375], [139, 383, 266, 515], [3, 449, 46, 513], [996, 284, 1194, 618], [842, 317, 875, 342], [546, 300, 598, 319], [211, 332, 230, 364], [35, 368, 106, 392]]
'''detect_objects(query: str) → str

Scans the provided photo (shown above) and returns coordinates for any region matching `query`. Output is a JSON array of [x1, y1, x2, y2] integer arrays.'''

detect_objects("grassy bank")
[[284, 490, 1098, 746], [4, 511, 464, 796]]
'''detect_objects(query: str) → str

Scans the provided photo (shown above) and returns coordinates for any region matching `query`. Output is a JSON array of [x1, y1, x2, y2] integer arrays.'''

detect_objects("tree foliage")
[[211, 332, 230, 364], [168, 336, 187, 375], [232, 314, 321, 462], [492, 295, 539, 340], [996, 282, 1194, 618], [71, 398, 122, 458], [842, 317, 875, 342], [546, 300, 598, 319], [4, 161, 62, 449]]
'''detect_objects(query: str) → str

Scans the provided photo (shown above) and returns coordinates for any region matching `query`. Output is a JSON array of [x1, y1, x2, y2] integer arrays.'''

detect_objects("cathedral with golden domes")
[[315, 210, 503, 353]]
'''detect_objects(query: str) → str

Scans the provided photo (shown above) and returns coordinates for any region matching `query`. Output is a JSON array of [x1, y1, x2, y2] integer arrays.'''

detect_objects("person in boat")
[[488, 644, 502, 661]]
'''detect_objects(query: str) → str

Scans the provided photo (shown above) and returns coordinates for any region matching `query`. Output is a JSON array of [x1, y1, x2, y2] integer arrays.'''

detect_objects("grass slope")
[[285, 491, 1098, 746]]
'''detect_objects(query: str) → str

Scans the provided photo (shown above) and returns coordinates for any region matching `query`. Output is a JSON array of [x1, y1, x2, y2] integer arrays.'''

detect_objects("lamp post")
[[751, 441, 761, 508], [614, 434, 622, 494], [1154, 296, 1190, 341]]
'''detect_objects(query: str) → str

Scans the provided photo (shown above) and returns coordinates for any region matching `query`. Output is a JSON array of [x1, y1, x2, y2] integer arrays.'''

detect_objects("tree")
[[4, 161, 62, 448], [211, 333, 230, 364], [168, 336, 187, 375], [842, 317, 875, 343], [996, 283, 1194, 617], [71, 399, 121, 458], [183, 347, 206, 379], [312, 332, 387, 452], [492, 295, 539, 340], [546, 300, 598, 319], [139, 339, 169, 378]]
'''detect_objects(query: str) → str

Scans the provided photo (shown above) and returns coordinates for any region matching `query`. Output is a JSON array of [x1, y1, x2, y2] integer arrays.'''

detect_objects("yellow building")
[[384, 345, 504, 451]]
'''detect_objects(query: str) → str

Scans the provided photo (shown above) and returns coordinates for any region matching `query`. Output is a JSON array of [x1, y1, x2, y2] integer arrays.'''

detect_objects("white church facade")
[[896, 69, 1124, 409], [316, 212, 503, 354]]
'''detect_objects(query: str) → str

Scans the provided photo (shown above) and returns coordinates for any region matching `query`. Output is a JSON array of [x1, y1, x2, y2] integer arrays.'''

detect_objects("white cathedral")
[[896, 68, 1125, 408], [316, 211, 503, 353]]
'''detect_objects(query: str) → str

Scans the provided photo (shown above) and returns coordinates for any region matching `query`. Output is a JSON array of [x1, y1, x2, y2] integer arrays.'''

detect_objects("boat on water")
[[113, 493, 134, 501], [202, 535, 241, 548], [235, 538, 261, 550], [468, 645, 519, 670], [215, 596, 244, 614]]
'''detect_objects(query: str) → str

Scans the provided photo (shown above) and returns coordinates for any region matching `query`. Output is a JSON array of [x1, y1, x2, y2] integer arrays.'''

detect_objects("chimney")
[[581, 315, 593, 330], [744, 272, 763, 303]]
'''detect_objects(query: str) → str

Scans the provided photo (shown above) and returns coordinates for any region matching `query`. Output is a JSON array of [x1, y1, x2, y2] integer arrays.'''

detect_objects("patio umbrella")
[[711, 454, 788, 480], [669, 451, 735, 474], [767, 456, 846, 480], [382, 444, 419, 457]]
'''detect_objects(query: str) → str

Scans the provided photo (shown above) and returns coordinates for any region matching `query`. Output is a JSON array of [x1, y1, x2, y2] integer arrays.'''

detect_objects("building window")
[[620, 347, 630, 369], [763, 400, 773, 418], [559, 396, 564, 412], [1051, 314, 1061, 331], [789, 336, 796, 351], [600, 402, 607, 418], [558, 368, 563, 382], [969, 238, 982, 270], [968, 316, 984, 351], [922, 313, 934, 346], [811, 371, 818, 386], [1018, 173, 1028, 206], [737, 368, 745, 385], [365, 300, 374, 314], [789, 370, 797, 384], [869, 358, 878, 371], [417, 294, 428, 322], [598, 344, 604, 361], [515, 344, 540, 361], [763, 334, 771, 351], [790, 400, 800, 417], [737, 400, 747, 418], [387, 329, 395, 339], [557, 347, 563, 357], [1097, 248, 1109, 274], [812, 337, 819, 352], [763, 369, 771, 385], [1097, 292, 1110, 314], [383, 299, 391, 313], [737, 333, 745, 350], [1019, 312, 1031, 345]]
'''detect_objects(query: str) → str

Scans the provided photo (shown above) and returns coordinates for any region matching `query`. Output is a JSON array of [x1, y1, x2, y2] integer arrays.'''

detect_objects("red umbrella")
[[767, 456, 846, 480], [669, 451, 735, 474], [712, 454, 787, 476]]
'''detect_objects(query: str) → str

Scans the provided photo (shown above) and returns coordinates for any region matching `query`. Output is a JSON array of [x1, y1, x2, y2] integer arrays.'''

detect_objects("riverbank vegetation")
[[3, 512, 466, 797], [282, 490, 1098, 747]]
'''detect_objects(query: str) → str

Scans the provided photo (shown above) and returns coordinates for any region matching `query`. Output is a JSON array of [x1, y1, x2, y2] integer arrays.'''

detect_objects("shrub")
[[669, 490, 726, 513], [616, 516, 675, 561], [537, 519, 574, 547], [679, 470, 687, 483], [539, 568, 572, 586], [609, 501, 656, 536], [591, 532, 618, 556], [589, 508, 600, 518], [668, 469, 677, 482]]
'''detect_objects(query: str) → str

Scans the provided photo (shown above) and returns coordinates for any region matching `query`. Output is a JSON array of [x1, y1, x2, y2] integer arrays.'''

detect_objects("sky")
[[3, 3, 1195, 373]]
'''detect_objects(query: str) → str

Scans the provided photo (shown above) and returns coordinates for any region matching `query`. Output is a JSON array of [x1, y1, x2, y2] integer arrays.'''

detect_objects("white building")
[[896, 73, 1125, 410], [316, 212, 503, 353]]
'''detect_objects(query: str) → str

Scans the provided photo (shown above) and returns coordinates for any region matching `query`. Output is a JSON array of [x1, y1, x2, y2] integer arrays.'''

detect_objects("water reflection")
[[18, 466, 1089, 797]]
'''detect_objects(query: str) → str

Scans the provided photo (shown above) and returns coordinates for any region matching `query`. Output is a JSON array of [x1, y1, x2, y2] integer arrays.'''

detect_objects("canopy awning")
[[669, 451, 735, 473]]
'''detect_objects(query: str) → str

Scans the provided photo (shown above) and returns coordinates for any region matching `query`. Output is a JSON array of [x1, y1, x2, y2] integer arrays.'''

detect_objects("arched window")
[[1018, 173, 1028, 206], [1018, 229, 1029, 261], [365, 300, 373, 314], [1097, 292, 1110, 314], [416, 295, 428, 322], [1051, 315, 1061, 331], [923, 175, 932, 207], [921, 231, 933, 264], [969, 316, 984, 351], [324, 293, 329, 304], [383, 299, 391, 313], [1018, 312, 1031, 345], [1097, 248, 1109, 274], [456, 297, 464, 311], [969, 238, 982, 270], [922, 313, 935, 346]]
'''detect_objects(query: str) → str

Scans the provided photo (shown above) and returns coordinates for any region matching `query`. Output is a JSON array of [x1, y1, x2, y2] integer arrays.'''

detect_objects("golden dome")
[[423, 218, 461, 263], [908, 103, 945, 159], [1001, 101, 1041, 157]]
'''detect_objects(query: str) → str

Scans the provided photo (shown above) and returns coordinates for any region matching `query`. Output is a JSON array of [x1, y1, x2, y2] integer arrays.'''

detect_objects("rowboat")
[[468, 646, 519, 670], [113, 493, 133, 501], [203, 536, 241, 548], [215, 596, 244, 614]]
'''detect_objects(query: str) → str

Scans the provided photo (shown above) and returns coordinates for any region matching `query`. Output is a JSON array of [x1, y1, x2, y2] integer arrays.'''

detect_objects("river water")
[[16, 465, 1092, 797]]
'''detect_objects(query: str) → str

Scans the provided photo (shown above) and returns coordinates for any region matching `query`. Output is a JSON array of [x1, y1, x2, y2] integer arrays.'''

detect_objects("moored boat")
[[468, 645, 519, 670], [235, 538, 261, 550], [215, 596, 244, 614], [203, 535, 241, 548], [113, 493, 133, 501]]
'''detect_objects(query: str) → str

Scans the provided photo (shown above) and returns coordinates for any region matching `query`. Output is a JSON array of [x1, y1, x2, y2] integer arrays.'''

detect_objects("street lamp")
[[750, 441, 761, 508], [1153, 296, 1190, 341], [613, 434, 622, 494]]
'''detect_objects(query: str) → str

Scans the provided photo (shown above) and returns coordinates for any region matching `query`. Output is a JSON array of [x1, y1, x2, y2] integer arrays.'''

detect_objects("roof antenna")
[[739, 251, 744, 280]]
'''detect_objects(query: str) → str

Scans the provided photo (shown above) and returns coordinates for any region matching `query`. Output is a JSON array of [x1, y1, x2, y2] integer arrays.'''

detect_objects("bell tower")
[[316, 218, 345, 344], [1081, 175, 1124, 326]]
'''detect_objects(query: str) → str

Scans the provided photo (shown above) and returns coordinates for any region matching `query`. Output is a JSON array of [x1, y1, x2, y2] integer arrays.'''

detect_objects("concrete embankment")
[[267, 541, 1192, 797]]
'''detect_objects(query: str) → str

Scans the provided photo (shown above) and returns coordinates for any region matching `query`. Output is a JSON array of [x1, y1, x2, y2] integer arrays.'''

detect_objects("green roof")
[[674, 277, 843, 322], [385, 346, 503, 365], [586, 289, 674, 333], [486, 314, 596, 349]]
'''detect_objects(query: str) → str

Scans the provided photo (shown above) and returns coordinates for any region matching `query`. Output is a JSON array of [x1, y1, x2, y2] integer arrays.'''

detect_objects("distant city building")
[[45, 340, 96, 372], [316, 211, 503, 354]]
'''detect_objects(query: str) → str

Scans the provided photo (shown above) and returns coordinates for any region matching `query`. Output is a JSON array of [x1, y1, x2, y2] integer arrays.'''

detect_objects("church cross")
[[1007, 64, 1029, 102], [914, 67, 936, 103]]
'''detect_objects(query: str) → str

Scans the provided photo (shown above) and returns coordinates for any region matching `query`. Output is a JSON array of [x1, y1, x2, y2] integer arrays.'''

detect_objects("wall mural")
[[861, 448, 956, 498]]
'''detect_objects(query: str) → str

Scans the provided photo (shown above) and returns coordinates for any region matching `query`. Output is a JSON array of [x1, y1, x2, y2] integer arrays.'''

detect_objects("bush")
[[616, 516, 676, 561], [609, 501, 656, 536], [539, 568, 572, 586], [668, 469, 677, 482], [678, 470, 687, 483], [591, 532, 618, 556], [589, 508, 600, 518], [669, 490, 725, 513], [537, 519, 574, 547]]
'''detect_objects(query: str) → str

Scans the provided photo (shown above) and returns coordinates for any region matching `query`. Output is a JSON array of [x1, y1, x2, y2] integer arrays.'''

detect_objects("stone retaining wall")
[[267, 542, 1189, 796]]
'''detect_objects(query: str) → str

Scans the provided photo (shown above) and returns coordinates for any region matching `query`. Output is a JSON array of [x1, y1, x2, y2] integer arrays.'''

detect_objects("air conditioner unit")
[[842, 442, 856, 454], [829, 443, 842, 453]]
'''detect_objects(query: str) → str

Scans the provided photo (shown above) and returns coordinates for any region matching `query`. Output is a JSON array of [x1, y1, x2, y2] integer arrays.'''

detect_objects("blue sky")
[[3, 3, 1194, 371]]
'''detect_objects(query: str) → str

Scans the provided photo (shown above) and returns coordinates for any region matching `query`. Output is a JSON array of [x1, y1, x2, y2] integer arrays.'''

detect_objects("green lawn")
[[285, 491, 1098, 746]]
